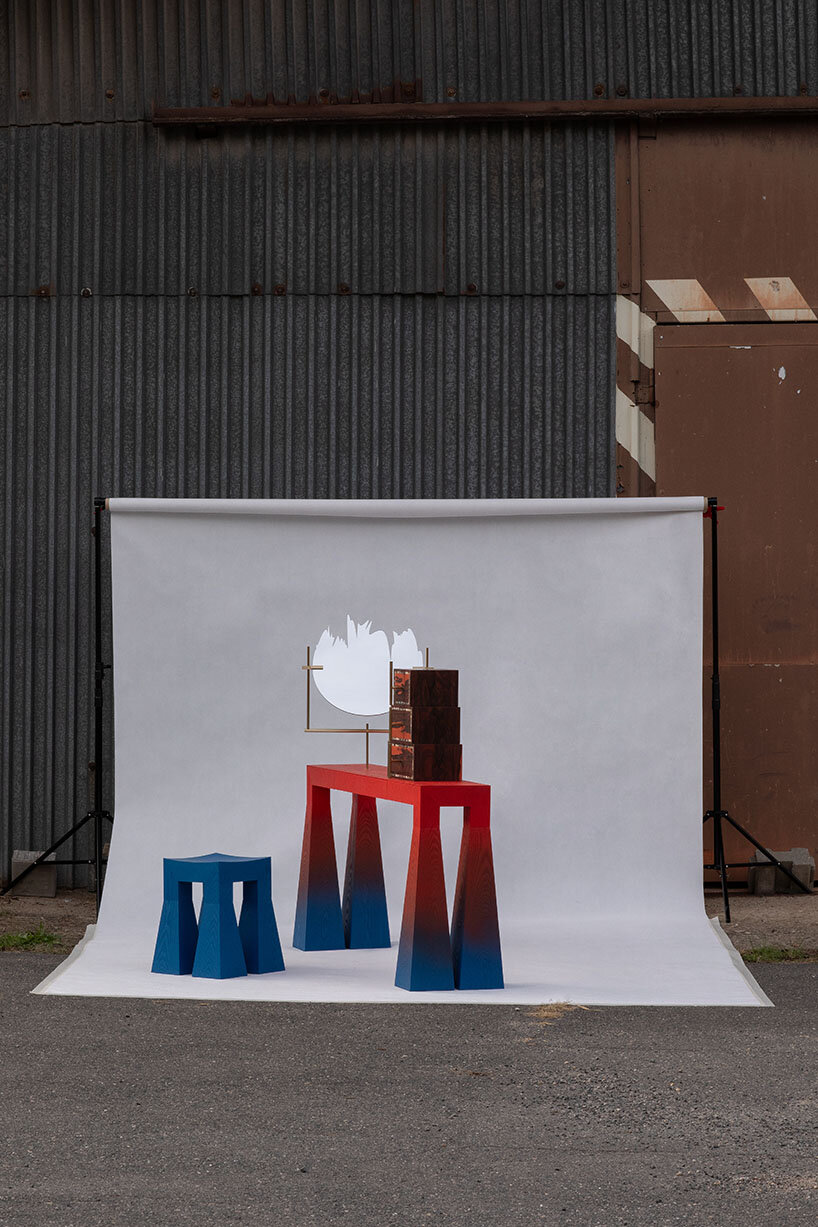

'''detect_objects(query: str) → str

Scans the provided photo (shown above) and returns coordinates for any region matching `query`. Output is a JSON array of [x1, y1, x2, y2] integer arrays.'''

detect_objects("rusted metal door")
[[616, 118, 818, 496], [655, 323, 818, 867]]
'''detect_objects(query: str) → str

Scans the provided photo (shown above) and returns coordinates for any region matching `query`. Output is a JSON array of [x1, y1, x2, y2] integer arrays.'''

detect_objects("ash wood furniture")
[[293, 764, 503, 991], [151, 853, 285, 979]]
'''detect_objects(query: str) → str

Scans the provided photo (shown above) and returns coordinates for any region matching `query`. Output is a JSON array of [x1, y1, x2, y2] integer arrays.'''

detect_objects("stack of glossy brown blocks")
[[387, 668, 462, 781]]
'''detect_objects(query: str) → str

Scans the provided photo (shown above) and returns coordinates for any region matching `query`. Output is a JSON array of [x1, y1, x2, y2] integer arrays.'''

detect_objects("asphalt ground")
[[2, 957, 816, 1227]]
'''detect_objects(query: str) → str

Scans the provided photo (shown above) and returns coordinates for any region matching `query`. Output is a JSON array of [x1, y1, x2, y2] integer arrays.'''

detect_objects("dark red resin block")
[[388, 740, 462, 781], [392, 668, 458, 709], [389, 706, 460, 744]]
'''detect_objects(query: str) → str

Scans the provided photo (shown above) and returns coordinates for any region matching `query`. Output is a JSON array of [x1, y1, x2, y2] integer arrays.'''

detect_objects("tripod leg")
[[713, 813, 731, 924], [0, 812, 94, 897]]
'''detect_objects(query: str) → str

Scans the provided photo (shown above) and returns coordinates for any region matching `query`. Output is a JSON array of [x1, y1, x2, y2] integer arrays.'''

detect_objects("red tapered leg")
[[343, 793, 390, 948], [451, 795, 503, 989], [293, 782, 344, 950], [395, 795, 454, 991]]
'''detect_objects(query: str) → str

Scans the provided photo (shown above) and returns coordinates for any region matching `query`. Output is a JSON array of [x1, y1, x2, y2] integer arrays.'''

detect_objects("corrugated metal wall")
[[1, 123, 612, 294], [3, 0, 816, 119], [3, 0, 811, 879]]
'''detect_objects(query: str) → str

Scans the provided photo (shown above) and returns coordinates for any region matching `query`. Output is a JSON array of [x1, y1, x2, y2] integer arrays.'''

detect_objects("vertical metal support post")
[[93, 498, 106, 915], [0, 498, 112, 903], [707, 497, 731, 924], [703, 498, 809, 908]]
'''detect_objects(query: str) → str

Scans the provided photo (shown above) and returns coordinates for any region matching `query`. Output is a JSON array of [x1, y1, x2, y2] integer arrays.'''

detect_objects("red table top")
[[307, 763, 490, 806]]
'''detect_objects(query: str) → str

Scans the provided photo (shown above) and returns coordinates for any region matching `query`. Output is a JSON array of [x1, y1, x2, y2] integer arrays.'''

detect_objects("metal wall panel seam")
[[2, 1, 817, 124]]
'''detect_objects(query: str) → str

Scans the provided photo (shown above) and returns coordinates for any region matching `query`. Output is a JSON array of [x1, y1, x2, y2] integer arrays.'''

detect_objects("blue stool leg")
[[193, 871, 247, 979], [152, 878, 198, 975], [239, 867, 285, 974]]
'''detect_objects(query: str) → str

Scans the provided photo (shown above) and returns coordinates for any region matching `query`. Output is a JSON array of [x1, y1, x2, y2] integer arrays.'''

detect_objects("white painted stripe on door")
[[616, 295, 656, 367], [616, 387, 656, 482], [646, 279, 725, 323], [744, 277, 817, 321]]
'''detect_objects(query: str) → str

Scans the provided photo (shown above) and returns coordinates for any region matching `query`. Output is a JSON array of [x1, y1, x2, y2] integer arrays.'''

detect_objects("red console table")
[[293, 764, 503, 991]]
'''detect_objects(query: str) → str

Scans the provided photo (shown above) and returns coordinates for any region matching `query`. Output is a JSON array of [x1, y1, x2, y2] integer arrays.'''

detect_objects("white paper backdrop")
[[36, 498, 769, 1005]]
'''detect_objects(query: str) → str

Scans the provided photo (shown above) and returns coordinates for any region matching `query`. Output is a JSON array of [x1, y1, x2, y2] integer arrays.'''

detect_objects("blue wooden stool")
[[151, 853, 285, 979]]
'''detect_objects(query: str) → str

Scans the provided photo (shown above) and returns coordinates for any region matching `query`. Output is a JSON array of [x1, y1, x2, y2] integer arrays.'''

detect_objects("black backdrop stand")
[[1, 498, 113, 915], [703, 497, 810, 923]]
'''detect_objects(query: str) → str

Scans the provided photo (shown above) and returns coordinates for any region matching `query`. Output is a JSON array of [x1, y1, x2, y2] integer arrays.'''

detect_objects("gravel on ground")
[[0, 888, 96, 953], [703, 889, 818, 954]]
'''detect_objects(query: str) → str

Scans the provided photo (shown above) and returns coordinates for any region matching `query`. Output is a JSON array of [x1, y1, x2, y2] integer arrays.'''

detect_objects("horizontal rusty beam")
[[152, 95, 818, 127]]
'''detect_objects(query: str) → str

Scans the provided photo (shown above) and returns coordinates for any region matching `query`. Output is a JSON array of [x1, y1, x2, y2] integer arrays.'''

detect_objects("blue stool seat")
[[151, 853, 285, 979]]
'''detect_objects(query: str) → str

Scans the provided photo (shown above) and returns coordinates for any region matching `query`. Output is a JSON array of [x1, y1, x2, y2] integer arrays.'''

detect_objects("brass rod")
[[302, 645, 324, 731], [303, 643, 389, 749], [304, 727, 388, 734]]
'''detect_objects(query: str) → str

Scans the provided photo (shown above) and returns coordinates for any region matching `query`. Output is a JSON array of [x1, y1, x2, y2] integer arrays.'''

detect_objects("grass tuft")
[[742, 944, 814, 963], [0, 922, 59, 951]]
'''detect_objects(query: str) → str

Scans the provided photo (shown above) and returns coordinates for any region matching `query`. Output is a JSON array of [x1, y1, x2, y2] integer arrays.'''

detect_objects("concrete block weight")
[[10, 851, 57, 897], [748, 848, 815, 894]]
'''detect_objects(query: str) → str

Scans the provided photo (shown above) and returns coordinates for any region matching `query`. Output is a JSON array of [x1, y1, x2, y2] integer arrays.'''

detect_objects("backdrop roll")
[[36, 498, 768, 1005]]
